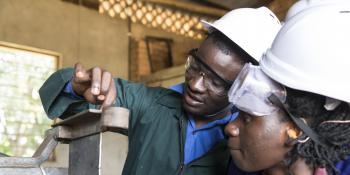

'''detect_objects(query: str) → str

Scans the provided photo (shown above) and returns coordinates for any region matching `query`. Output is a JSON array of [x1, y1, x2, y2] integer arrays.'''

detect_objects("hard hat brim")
[[201, 20, 216, 33]]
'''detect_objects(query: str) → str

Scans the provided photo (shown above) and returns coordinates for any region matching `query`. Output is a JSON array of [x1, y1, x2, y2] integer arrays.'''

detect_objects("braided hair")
[[285, 87, 350, 175]]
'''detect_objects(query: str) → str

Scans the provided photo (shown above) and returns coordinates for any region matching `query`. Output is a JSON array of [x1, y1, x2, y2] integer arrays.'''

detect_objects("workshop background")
[[0, 0, 295, 174]]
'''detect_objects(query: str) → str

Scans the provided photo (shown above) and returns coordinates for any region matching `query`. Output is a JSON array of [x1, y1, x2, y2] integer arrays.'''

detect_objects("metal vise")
[[0, 107, 130, 175]]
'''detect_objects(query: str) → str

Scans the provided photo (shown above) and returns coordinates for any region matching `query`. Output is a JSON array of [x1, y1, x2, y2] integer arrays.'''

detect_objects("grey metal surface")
[[101, 107, 129, 133], [44, 167, 68, 175], [0, 107, 129, 175], [54, 107, 129, 141], [69, 134, 101, 175], [0, 167, 68, 175], [0, 129, 58, 168]]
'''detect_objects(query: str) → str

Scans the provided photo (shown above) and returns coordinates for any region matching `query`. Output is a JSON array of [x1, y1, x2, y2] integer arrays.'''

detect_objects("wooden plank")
[[203, 0, 273, 9], [144, 0, 227, 17], [141, 64, 185, 85]]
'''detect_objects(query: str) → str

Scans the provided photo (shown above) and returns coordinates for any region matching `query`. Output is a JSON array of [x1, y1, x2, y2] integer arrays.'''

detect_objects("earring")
[[297, 136, 310, 143], [295, 118, 310, 144]]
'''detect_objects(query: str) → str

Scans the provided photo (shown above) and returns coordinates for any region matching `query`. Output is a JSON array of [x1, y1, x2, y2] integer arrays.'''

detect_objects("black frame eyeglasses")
[[185, 48, 234, 96]]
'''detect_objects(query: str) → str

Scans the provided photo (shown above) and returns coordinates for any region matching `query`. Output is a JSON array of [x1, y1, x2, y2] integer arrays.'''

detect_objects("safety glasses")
[[228, 63, 286, 116], [228, 63, 325, 146], [185, 48, 233, 96]]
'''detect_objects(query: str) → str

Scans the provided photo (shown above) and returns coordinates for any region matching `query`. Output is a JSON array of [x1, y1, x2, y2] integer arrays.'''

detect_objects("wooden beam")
[[143, 0, 227, 17], [62, 0, 99, 10], [203, 0, 273, 9]]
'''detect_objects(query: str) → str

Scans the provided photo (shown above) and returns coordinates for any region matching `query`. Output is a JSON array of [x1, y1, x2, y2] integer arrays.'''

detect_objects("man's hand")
[[72, 63, 116, 108]]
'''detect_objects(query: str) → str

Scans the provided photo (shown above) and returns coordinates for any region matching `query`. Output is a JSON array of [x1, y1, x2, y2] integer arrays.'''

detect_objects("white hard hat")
[[260, 4, 350, 103], [202, 7, 281, 62], [285, 0, 350, 21]]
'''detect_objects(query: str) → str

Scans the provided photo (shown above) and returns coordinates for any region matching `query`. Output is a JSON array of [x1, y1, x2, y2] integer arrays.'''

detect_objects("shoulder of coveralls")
[[155, 87, 183, 109]]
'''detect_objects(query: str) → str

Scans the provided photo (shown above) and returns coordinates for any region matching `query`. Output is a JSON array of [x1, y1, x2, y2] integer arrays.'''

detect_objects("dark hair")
[[206, 31, 258, 65], [285, 87, 350, 175]]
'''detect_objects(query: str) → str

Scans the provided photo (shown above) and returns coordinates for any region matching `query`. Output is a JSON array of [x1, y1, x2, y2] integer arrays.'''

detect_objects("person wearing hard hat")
[[225, 4, 350, 175], [39, 7, 281, 175], [285, 1, 350, 174], [285, 0, 350, 21]]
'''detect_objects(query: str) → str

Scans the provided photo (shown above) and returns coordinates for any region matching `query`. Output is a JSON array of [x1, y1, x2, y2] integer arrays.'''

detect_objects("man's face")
[[183, 37, 245, 117]]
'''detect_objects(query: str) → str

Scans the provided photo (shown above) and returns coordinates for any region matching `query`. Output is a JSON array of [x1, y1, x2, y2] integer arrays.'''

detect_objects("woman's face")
[[225, 110, 294, 172]]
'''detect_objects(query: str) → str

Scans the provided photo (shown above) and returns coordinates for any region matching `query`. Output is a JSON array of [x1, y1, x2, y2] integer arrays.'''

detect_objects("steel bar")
[[0, 129, 58, 168], [0, 167, 68, 175], [69, 134, 101, 175]]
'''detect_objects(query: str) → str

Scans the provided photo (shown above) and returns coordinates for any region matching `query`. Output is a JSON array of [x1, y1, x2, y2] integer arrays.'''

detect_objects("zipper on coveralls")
[[177, 118, 185, 175]]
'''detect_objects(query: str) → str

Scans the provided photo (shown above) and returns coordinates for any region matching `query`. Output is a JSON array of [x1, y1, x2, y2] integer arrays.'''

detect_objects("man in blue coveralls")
[[39, 7, 281, 175]]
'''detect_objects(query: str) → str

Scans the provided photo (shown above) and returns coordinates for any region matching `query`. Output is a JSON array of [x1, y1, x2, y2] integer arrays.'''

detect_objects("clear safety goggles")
[[228, 63, 327, 146], [228, 63, 287, 116]]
